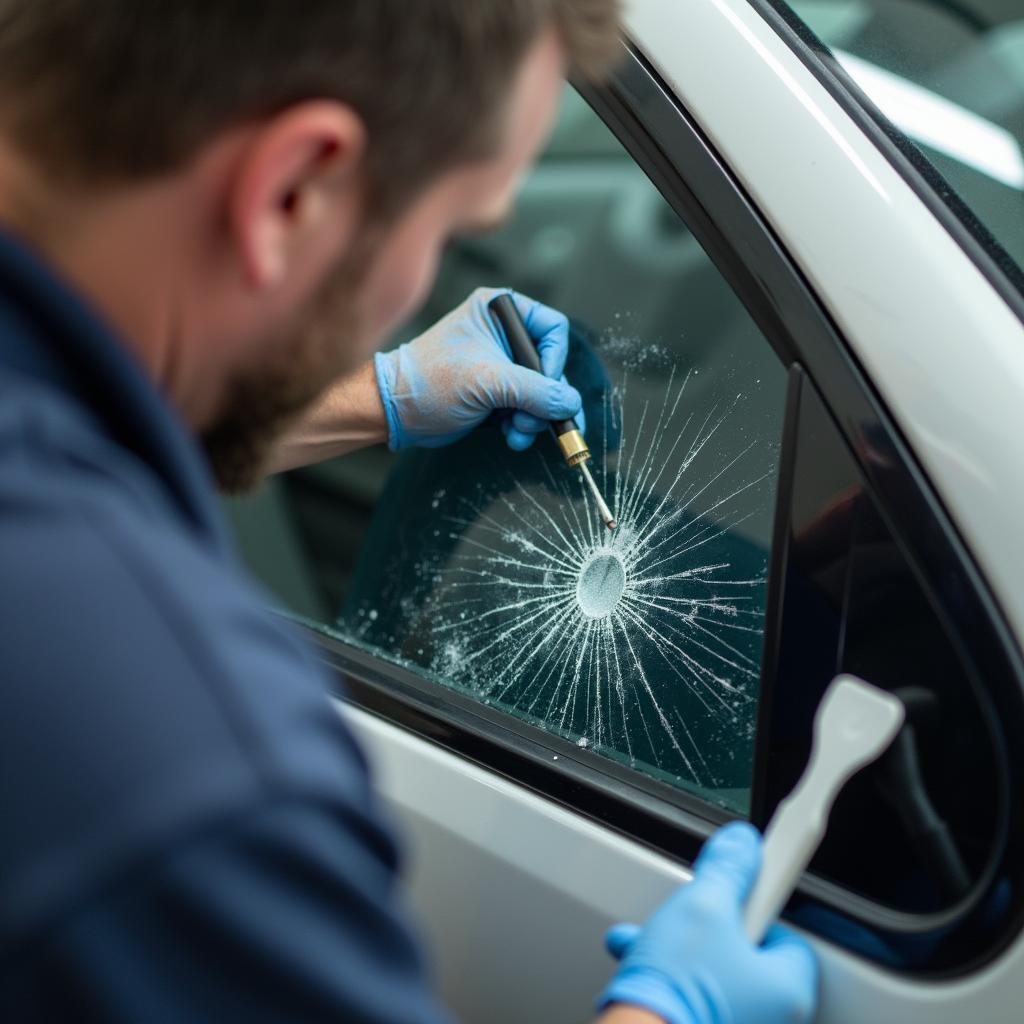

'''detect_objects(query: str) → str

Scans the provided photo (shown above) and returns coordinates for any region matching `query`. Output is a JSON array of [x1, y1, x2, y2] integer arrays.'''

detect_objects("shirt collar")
[[0, 226, 231, 553]]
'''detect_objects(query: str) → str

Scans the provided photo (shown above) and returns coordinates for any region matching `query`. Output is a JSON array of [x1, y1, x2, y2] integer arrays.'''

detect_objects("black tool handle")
[[488, 293, 578, 437]]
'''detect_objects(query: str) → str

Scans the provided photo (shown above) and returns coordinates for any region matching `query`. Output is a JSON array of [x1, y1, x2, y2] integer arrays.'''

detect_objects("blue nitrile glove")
[[373, 287, 583, 451], [598, 822, 818, 1024]]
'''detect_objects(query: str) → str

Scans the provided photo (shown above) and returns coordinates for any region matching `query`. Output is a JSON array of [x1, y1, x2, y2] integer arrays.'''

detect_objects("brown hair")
[[0, 0, 621, 216]]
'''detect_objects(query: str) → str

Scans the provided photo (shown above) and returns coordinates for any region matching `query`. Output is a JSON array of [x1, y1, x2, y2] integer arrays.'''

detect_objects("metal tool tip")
[[577, 459, 616, 532]]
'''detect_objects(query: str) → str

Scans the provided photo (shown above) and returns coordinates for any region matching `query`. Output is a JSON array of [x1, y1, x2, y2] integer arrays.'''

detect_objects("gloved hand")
[[374, 287, 583, 451], [598, 822, 818, 1024]]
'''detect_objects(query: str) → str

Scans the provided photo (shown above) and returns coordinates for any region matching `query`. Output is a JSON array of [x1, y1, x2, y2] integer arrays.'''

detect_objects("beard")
[[201, 239, 375, 494]]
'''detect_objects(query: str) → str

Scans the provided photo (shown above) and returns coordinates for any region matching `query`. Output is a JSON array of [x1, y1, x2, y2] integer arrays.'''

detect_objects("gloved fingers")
[[691, 820, 763, 908], [509, 291, 571, 380], [760, 925, 819, 1021], [604, 922, 643, 960], [510, 378, 587, 438], [491, 364, 582, 423], [510, 410, 550, 436], [501, 417, 539, 452], [762, 923, 817, 961]]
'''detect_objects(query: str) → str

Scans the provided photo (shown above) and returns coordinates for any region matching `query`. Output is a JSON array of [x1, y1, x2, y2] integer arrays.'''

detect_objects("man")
[[0, 3, 816, 1022]]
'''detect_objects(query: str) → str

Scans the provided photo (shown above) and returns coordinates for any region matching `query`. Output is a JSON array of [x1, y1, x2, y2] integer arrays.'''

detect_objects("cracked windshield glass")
[[228, 87, 788, 814], [785, 0, 1024, 283]]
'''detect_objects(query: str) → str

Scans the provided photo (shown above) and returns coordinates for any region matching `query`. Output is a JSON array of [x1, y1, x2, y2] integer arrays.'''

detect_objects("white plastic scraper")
[[743, 674, 905, 943]]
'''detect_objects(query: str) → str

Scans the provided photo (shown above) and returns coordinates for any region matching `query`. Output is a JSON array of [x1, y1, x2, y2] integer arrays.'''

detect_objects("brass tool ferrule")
[[557, 429, 590, 467]]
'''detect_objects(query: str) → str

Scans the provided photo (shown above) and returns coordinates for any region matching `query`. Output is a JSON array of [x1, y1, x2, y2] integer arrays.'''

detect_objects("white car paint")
[[346, 703, 690, 1024]]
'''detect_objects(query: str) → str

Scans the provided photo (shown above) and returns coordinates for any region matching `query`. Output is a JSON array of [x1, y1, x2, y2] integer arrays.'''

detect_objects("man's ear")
[[229, 100, 367, 290]]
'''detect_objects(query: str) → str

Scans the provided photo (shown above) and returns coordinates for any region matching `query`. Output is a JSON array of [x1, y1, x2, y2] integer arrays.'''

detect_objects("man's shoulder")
[[0, 401, 364, 792], [0, 390, 377, 952]]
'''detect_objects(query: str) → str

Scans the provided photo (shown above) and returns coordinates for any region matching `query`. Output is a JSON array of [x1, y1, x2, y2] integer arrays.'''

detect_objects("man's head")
[[0, 1, 621, 489]]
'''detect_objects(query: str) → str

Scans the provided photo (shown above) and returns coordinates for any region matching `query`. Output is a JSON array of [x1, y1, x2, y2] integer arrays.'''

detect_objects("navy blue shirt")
[[0, 229, 451, 1023]]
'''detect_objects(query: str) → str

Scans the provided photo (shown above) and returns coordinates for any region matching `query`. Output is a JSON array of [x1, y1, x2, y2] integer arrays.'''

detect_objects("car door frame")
[[278, 27, 1024, 986]]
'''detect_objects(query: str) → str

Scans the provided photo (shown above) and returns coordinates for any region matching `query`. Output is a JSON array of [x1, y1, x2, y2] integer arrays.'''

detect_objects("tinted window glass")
[[756, 370, 1009, 968], [784, 0, 1024, 285], [228, 88, 788, 814]]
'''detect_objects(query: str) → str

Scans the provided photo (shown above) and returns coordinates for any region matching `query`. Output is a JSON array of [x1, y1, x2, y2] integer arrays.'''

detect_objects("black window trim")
[[291, 41, 1024, 976]]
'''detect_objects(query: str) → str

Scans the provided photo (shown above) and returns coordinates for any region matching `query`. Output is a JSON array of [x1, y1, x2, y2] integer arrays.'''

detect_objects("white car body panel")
[[345, 704, 687, 1024]]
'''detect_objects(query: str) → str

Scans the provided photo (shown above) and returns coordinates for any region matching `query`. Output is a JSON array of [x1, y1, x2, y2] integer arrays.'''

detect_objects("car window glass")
[[227, 87, 789, 815], [781, 0, 1024, 287], [755, 371, 1013, 968]]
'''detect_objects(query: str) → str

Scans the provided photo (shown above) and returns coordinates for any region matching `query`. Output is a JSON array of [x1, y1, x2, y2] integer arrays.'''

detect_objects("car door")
[[226, 1, 1024, 1021]]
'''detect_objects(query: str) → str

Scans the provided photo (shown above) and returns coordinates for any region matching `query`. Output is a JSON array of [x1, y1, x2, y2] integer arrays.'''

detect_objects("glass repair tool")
[[489, 293, 616, 530], [743, 675, 905, 942]]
